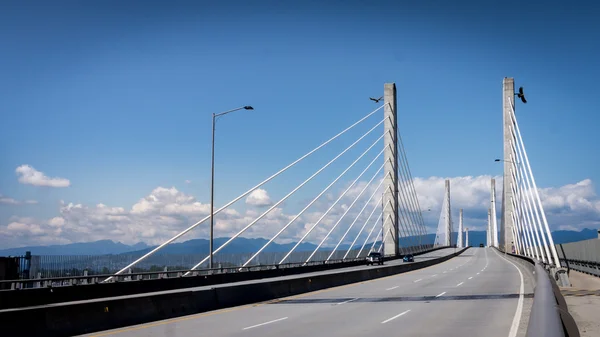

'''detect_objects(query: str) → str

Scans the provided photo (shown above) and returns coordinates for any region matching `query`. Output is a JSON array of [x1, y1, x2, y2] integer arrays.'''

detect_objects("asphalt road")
[[80, 248, 536, 337]]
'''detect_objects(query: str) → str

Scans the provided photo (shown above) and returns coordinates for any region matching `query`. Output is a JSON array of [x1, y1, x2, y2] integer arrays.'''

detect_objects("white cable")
[[326, 176, 386, 261], [509, 97, 560, 266], [511, 125, 552, 264], [396, 178, 421, 252], [511, 152, 542, 260], [342, 193, 383, 260], [511, 135, 548, 263], [397, 129, 428, 246], [357, 210, 388, 258], [305, 164, 387, 263], [105, 105, 384, 281], [510, 181, 531, 258], [397, 157, 424, 251], [241, 133, 386, 267], [185, 118, 387, 273], [512, 181, 534, 258], [279, 153, 390, 264], [370, 227, 384, 254]]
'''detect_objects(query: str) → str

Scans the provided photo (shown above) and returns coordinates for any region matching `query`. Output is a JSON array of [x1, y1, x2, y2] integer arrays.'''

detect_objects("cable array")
[[506, 97, 560, 267]]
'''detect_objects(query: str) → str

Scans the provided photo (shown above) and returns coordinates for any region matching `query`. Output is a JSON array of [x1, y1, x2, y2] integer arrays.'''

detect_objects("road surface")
[[81, 248, 535, 337]]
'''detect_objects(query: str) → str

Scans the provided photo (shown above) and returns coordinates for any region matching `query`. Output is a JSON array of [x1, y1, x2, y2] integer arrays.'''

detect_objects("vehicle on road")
[[403, 254, 414, 262], [479, 243, 484, 247], [366, 252, 383, 265]]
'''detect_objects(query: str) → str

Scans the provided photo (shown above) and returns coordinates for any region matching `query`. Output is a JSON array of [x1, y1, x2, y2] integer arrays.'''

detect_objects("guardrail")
[[499, 250, 580, 337], [0, 246, 448, 310], [0, 255, 369, 290], [0, 245, 440, 290], [0, 247, 465, 337], [558, 258, 599, 278]]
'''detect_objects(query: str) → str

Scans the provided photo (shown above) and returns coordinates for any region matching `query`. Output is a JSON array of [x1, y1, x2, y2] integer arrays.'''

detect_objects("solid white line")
[[435, 291, 446, 297], [414, 279, 422, 283], [381, 310, 411, 324], [386, 286, 399, 290], [336, 298, 359, 305], [468, 277, 473, 280], [243, 317, 288, 330], [492, 249, 524, 337], [456, 282, 464, 287]]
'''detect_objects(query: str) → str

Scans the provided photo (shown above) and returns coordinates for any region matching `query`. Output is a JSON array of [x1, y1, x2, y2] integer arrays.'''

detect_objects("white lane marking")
[[414, 279, 422, 283], [435, 291, 446, 297], [492, 249, 524, 337], [456, 282, 464, 287], [468, 277, 473, 280], [243, 317, 288, 330], [443, 271, 447, 273], [476, 272, 480, 275], [431, 274, 438, 277], [386, 286, 399, 290], [336, 297, 359, 305], [381, 310, 411, 324]]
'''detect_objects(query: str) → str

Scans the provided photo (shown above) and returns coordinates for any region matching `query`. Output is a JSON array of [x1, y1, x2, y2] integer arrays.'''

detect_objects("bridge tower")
[[457, 209, 463, 248], [487, 208, 492, 247], [491, 179, 498, 247], [465, 227, 469, 247], [383, 83, 399, 257], [500, 77, 516, 252], [444, 179, 452, 247]]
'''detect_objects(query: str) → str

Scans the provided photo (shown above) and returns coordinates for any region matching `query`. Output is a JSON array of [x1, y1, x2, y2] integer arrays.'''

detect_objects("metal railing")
[[0, 244, 436, 291]]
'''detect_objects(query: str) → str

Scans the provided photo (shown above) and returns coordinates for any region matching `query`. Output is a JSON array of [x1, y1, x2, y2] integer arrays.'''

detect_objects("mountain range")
[[0, 228, 597, 256]]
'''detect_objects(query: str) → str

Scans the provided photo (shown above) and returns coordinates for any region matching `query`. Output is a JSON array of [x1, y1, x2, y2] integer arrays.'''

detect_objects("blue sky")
[[1, 0, 599, 248]]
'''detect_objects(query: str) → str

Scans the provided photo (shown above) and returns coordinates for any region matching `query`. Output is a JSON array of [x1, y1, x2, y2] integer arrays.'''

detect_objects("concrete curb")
[[0, 248, 468, 337]]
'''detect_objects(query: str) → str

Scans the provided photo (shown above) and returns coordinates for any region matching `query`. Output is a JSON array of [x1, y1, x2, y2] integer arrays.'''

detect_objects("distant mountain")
[[126, 237, 320, 256], [1, 228, 596, 256], [0, 240, 149, 256], [549, 228, 598, 244]]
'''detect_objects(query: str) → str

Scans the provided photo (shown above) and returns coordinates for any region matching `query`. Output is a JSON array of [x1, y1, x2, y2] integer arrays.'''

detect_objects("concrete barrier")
[[0, 248, 467, 337], [0, 246, 451, 311]]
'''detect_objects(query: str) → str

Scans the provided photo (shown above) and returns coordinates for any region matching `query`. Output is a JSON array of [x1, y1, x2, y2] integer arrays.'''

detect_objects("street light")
[[210, 105, 254, 269]]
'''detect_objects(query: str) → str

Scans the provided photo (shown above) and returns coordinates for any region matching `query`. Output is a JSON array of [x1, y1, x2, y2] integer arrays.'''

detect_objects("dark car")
[[403, 254, 414, 263], [366, 252, 383, 265], [479, 243, 484, 247]]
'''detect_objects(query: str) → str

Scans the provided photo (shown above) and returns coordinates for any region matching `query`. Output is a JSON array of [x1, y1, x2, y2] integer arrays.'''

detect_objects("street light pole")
[[209, 105, 254, 270]]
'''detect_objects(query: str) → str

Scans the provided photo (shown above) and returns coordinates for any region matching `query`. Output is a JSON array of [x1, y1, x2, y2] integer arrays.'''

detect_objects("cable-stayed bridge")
[[0, 78, 585, 337]]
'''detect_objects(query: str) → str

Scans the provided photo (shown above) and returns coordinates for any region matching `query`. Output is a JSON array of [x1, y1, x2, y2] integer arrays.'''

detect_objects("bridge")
[[0, 78, 592, 337]]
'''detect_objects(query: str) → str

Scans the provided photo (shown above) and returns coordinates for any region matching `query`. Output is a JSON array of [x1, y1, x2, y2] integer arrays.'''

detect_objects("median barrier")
[[0, 247, 467, 337]]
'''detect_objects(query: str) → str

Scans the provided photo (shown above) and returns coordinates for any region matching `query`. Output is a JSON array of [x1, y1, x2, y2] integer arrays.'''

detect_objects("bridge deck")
[[78, 248, 535, 337]]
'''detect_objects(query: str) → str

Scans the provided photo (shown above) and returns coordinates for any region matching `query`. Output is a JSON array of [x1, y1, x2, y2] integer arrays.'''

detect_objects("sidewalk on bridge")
[[560, 270, 600, 337]]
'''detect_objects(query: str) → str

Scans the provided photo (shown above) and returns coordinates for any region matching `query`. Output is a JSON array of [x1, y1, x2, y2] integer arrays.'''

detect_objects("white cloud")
[[0, 194, 38, 205], [1, 176, 599, 249], [246, 188, 273, 207], [0, 196, 19, 205], [185, 180, 191, 184], [15, 165, 70, 187]]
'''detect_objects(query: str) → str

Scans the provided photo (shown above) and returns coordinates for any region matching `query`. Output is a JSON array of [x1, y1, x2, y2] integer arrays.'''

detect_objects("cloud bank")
[[1, 175, 598, 249]]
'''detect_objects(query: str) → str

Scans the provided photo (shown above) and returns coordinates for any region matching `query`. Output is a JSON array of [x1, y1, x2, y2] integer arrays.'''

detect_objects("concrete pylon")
[[465, 228, 469, 247], [487, 208, 492, 247], [491, 179, 498, 247], [457, 209, 463, 248], [383, 83, 399, 257], [444, 180, 452, 247], [500, 77, 516, 252]]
